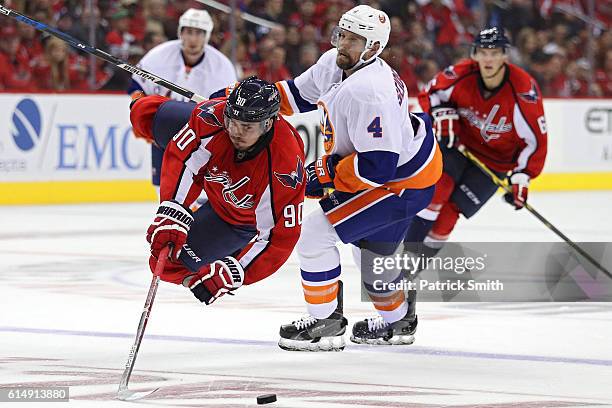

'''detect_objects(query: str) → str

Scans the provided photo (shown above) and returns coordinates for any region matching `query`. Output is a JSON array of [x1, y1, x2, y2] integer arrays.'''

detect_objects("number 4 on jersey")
[[367, 117, 383, 138]]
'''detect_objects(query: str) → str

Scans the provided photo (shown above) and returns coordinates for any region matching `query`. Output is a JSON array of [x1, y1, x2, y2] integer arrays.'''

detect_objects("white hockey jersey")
[[275, 49, 441, 194], [130, 40, 237, 101]]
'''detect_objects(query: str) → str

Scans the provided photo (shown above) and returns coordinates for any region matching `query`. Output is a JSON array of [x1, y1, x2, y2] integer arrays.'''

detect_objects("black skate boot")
[[350, 295, 417, 345], [278, 281, 348, 352]]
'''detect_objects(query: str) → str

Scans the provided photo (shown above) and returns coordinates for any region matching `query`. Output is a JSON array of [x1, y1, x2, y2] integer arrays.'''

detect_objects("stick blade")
[[117, 387, 159, 401]]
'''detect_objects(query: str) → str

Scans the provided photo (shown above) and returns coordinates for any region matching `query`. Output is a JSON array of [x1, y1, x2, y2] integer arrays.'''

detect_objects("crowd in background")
[[0, 0, 610, 97]]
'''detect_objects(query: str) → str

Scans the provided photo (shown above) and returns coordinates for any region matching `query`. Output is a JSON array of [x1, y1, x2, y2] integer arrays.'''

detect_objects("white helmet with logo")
[[334, 5, 391, 62], [178, 8, 214, 45]]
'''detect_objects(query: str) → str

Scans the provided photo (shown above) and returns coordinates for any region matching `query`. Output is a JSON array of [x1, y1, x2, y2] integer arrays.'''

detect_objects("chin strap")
[[346, 48, 380, 72]]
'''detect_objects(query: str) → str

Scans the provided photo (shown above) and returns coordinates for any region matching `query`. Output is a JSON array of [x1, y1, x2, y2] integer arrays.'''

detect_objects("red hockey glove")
[[503, 172, 529, 210], [431, 104, 460, 148], [146, 200, 194, 262], [185, 257, 244, 305], [305, 154, 341, 198]]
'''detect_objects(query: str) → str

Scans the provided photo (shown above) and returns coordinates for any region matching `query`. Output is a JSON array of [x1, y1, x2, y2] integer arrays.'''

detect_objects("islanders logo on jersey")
[[274, 157, 304, 189], [197, 100, 224, 127], [317, 101, 335, 153]]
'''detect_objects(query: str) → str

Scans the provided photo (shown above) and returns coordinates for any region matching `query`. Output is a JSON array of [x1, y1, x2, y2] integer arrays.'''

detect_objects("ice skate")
[[279, 281, 348, 352]]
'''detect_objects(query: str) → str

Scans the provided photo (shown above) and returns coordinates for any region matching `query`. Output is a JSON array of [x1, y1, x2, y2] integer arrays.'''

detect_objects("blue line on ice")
[[2, 326, 611, 367]]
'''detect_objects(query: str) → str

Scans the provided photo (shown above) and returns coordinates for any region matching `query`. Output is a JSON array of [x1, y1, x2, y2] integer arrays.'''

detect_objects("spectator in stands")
[[254, 36, 276, 63], [67, 4, 107, 53], [0, 26, 32, 91], [31, 36, 88, 91], [383, 43, 419, 95], [16, 20, 44, 61], [414, 59, 439, 93], [256, 45, 291, 82], [542, 44, 567, 96], [514, 27, 539, 69], [143, 30, 167, 53], [596, 49, 612, 97], [0, 0, 607, 98], [146, 0, 175, 40], [288, 0, 317, 29], [420, 0, 466, 67], [105, 8, 135, 60], [288, 43, 318, 77]]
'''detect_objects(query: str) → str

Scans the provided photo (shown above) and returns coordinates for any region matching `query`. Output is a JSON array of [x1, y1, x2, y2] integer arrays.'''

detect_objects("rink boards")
[[0, 94, 611, 204]]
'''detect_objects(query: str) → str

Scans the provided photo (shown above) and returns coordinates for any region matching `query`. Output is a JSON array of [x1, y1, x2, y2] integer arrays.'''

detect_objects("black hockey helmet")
[[471, 27, 511, 53], [224, 77, 281, 123]]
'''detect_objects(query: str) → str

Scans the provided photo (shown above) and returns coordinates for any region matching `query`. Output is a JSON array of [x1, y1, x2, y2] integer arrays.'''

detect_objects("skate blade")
[[349, 334, 415, 345], [278, 335, 345, 352]]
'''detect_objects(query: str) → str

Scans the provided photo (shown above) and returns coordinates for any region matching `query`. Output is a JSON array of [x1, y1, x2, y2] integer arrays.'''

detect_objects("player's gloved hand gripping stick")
[[431, 103, 460, 148]]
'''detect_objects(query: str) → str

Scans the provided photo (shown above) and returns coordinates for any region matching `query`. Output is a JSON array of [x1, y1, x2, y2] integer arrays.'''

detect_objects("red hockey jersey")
[[419, 59, 548, 178], [131, 96, 306, 285]]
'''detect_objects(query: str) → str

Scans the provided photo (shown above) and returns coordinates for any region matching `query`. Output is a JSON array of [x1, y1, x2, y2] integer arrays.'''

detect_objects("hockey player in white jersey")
[[276, 5, 442, 351], [128, 8, 237, 191]]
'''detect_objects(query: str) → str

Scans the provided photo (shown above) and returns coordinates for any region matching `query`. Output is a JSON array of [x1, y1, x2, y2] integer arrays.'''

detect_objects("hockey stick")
[[457, 145, 612, 279], [117, 246, 169, 401], [195, 0, 283, 30], [0, 4, 206, 103]]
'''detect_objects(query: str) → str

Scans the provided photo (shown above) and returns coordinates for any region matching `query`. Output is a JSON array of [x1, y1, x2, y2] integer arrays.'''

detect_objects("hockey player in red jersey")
[[130, 77, 306, 305], [404, 27, 548, 252]]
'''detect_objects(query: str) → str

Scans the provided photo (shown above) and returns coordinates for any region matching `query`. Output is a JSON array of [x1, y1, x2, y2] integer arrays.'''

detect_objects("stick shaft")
[[457, 145, 612, 279], [118, 247, 169, 390], [0, 5, 205, 103]]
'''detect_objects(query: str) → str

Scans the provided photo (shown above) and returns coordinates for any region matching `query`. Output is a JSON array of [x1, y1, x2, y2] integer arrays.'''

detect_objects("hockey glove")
[[147, 200, 194, 262], [305, 154, 341, 198], [185, 256, 244, 305], [431, 103, 460, 148], [503, 172, 529, 210]]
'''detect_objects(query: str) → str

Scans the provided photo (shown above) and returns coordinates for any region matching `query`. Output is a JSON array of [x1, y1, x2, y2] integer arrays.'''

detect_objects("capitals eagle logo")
[[274, 157, 304, 189], [197, 99, 224, 127], [519, 81, 539, 103]]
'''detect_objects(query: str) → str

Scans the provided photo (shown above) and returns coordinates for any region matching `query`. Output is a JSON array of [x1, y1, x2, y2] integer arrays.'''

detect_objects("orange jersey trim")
[[275, 82, 294, 116], [385, 143, 443, 193], [333, 144, 443, 196], [325, 188, 394, 226]]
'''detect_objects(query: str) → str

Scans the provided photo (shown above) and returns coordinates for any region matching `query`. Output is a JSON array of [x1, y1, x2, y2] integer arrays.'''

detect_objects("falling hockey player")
[[130, 77, 305, 305]]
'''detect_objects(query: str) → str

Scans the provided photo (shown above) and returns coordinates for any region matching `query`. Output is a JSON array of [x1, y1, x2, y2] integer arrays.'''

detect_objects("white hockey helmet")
[[334, 5, 391, 59], [178, 8, 214, 45]]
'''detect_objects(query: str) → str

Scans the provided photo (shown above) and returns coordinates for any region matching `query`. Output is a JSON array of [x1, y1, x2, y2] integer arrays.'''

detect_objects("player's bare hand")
[[503, 172, 529, 210], [184, 257, 244, 304], [147, 200, 194, 262]]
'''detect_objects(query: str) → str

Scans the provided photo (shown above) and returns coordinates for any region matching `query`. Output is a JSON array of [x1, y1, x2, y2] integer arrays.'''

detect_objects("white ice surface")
[[1, 192, 611, 407]]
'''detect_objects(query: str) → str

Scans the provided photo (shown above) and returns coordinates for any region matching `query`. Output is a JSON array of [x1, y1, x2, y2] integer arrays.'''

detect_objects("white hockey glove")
[[503, 172, 530, 210], [431, 104, 460, 148]]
